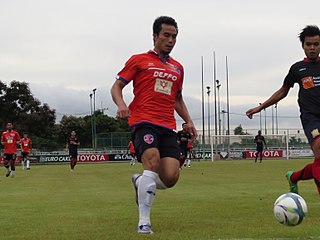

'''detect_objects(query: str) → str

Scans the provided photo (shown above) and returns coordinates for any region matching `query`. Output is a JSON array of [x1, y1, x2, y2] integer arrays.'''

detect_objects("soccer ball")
[[273, 193, 307, 226]]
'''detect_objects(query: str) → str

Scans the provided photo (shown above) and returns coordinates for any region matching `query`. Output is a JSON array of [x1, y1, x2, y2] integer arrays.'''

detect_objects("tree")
[[0, 80, 57, 150], [234, 124, 248, 135], [58, 110, 130, 149]]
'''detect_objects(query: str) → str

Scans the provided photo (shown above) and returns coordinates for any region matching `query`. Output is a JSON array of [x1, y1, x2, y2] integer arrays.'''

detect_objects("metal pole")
[[93, 88, 97, 150], [89, 93, 94, 150], [225, 56, 230, 159], [207, 86, 211, 139], [216, 80, 221, 136], [275, 103, 278, 135], [222, 110, 226, 150], [213, 52, 217, 137], [272, 105, 274, 135], [259, 103, 262, 131], [264, 108, 267, 135], [226, 56, 230, 136], [201, 56, 205, 145]]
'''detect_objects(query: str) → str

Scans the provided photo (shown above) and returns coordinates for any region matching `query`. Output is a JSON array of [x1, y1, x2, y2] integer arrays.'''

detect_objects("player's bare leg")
[[4, 159, 11, 177], [288, 138, 320, 194]]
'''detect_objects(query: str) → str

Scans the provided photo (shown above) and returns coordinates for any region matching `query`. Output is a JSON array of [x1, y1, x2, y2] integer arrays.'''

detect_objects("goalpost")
[[209, 133, 311, 161]]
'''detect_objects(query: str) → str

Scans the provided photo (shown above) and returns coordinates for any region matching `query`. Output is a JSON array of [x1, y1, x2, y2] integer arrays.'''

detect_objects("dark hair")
[[299, 25, 320, 44], [153, 16, 178, 36], [182, 122, 187, 127]]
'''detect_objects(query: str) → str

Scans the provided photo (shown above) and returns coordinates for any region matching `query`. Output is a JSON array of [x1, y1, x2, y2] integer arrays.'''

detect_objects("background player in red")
[[246, 25, 320, 194], [177, 122, 191, 167], [128, 140, 136, 166], [111, 16, 197, 234], [186, 139, 194, 167], [1, 122, 21, 177], [20, 133, 32, 170], [66, 130, 80, 172]]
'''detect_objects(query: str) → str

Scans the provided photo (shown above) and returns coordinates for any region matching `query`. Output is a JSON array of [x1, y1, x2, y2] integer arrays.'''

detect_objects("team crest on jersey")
[[302, 76, 314, 89], [143, 134, 154, 144], [168, 63, 181, 75], [311, 129, 320, 139]]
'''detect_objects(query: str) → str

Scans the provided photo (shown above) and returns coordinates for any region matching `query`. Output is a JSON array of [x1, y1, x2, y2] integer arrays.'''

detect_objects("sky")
[[1, 0, 319, 135]]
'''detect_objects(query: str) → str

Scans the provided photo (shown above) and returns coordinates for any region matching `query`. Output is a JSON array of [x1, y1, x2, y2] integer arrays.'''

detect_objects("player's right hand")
[[246, 106, 261, 119], [116, 105, 130, 119]]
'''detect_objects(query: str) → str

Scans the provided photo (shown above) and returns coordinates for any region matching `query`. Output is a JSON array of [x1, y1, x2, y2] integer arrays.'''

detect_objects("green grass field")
[[0, 159, 319, 240]]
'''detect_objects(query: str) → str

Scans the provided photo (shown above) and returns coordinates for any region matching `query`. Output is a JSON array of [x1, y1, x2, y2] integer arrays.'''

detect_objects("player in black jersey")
[[254, 130, 266, 163], [177, 123, 191, 167], [246, 25, 320, 194], [66, 130, 80, 172]]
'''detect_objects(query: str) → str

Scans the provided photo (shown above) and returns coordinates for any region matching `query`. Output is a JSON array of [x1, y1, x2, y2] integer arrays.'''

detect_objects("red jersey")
[[1, 130, 21, 154], [116, 50, 184, 130], [187, 140, 193, 149], [128, 141, 135, 154], [20, 137, 32, 153]]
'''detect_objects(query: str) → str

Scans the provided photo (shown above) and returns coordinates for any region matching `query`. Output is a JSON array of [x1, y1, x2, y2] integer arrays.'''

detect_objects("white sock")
[[135, 172, 167, 190], [26, 160, 30, 168], [138, 170, 157, 226], [187, 159, 191, 166], [155, 175, 167, 190]]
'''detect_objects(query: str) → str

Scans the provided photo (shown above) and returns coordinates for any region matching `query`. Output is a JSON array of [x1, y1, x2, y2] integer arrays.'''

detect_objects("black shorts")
[[256, 146, 263, 153], [132, 124, 180, 162], [69, 151, 78, 159], [301, 112, 320, 145], [179, 146, 188, 157], [21, 152, 29, 158], [4, 153, 16, 161]]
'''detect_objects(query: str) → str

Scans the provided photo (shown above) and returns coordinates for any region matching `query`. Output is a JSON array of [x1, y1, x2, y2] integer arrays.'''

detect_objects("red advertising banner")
[[77, 154, 109, 162], [245, 150, 283, 159]]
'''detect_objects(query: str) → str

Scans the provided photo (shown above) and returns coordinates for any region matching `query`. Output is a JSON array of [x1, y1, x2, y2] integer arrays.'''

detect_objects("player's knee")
[[161, 171, 180, 188]]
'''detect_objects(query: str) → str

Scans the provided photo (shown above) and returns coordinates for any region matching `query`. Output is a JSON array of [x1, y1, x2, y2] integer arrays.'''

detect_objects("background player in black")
[[177, 122, 191, 167], [254, 130, 266, 163], [66, 130, 80, 172], [246, 25, 320, 194]]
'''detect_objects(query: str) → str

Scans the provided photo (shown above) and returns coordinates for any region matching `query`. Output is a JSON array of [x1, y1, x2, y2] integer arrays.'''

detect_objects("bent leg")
[[311, 138, 320, 193], [158, 157, 180, 188]]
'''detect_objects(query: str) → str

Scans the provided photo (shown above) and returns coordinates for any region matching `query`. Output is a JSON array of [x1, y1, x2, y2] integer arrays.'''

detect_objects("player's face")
[[303, 36, 320, 61], [153, 24, 177, 56], [6, 123, 13, 130], [71, 131, 76, 136]]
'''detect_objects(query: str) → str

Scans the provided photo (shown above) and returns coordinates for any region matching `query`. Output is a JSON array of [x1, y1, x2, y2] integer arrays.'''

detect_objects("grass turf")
[[0, 159, 319, 240]]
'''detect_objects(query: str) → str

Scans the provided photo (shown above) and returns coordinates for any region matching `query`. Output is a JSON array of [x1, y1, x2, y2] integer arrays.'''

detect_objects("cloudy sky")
[[1, 0, 319, 134]]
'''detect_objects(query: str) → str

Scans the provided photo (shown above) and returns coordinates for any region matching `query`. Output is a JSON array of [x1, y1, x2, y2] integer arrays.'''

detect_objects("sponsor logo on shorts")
[[311, 129, 320, 139], [143, 134, 154, 144]]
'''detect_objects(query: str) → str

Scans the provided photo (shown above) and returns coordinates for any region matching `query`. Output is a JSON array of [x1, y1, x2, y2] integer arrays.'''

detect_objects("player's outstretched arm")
[[246, 85, 290, 119]]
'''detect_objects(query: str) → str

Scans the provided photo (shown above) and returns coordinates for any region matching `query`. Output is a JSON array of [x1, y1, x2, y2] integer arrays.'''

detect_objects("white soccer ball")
[[273, 193, 307, 226]]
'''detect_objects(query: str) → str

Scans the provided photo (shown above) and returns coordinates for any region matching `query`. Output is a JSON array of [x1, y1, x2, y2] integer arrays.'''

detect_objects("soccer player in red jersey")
[[246, 25, 320, 194], [128, 140, 136, 165], [186, 139, 194, 167], [1, 123, 21, 177], [177, 122, 191, 167], [66, 130, 80, 172], [111, 16, 197, 234], [20, 133, 32, 170]]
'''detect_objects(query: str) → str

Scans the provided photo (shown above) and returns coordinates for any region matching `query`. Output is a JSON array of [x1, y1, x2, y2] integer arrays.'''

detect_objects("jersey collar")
[[303, 57, 320, 63], [148, 50, 171, 63]]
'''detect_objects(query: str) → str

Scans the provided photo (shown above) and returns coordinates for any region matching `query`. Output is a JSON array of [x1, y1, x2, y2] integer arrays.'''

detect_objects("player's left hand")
[[185, 122, 197, 141]]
